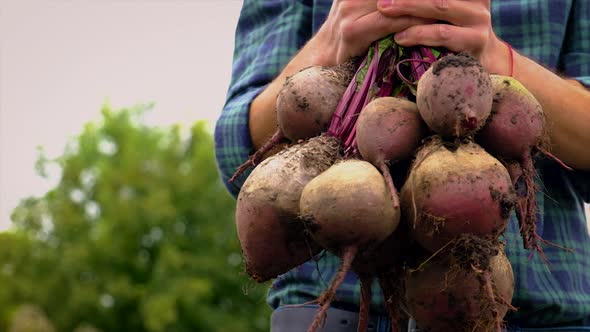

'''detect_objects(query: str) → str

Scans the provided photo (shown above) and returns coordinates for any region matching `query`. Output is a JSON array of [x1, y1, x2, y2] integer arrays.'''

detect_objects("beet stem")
[[411, 49, 426, 79], [336, 40, 389, 150], [307, 246, 358, 332], [378, 160, 400, 209], [338, 51, 379, 143], [344, 136, 358, 158], [344, 123, 357, 148], [229, 130, 285, 183], [357, 276, 372, 332], [327, 55, 368, 137], [327, 74, 360, 136], [396, 58, 433, 86], [420, 48, 437, 63]]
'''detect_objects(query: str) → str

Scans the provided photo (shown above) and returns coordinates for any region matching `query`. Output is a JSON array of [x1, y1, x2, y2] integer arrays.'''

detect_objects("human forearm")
[[512, 52, 590, 170]]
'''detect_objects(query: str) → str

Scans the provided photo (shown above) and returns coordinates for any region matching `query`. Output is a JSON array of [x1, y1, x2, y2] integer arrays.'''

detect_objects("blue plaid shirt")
[[215, 0, 590, 328]]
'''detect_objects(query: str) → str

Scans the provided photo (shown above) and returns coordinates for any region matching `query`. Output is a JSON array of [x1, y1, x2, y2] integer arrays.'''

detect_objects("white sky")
[[0, 0, 243, 230]]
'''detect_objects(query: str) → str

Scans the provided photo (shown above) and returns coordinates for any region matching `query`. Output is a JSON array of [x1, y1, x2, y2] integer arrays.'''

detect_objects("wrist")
[[306, 27, 338, 67], [481, 35, 513, 77], [503, 41, 515, 77]]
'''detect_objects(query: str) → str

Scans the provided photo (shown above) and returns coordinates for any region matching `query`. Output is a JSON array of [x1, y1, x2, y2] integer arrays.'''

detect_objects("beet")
[[230, 63, 355, 182], [416, 54, 493, 138], [477, 75, 545, 160], [405, 241, 515, 332], [235, 135, 340, 282], [300, 160, 399, 250], [400, 137, 515, 252], [299, 159, 400, 332], [277, 65, 354, 140], [476, 75, 550, 254], [356, 97, 427, 208]]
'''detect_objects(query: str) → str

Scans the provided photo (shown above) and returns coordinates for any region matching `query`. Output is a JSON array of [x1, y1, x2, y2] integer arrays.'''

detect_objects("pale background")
[[1, 0, 588, 232], [0, 0, 243, 230]]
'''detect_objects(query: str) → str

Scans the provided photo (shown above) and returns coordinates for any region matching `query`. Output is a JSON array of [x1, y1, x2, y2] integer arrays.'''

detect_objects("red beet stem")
[[420, 48, 437, 63], [378, 160, 400, 209], [411, 49, 427, 79], [331, 41, 446, 152], [338, 45, 380, 142], [396, 58, 434, 86], [344, 123, 357, 148], [327, 68, 362, 137]]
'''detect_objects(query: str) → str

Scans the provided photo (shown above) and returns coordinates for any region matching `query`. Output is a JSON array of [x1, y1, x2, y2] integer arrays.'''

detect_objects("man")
[[216, 1, 590, 330]]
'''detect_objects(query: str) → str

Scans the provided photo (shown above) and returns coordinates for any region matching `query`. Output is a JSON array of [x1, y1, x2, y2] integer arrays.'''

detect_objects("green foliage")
[[3, 105, 271, 331]]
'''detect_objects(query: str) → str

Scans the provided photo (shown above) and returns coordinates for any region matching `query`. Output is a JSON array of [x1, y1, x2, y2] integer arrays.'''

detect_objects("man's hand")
[[314, 0, 435, 66], [377, 0, 511, 76]]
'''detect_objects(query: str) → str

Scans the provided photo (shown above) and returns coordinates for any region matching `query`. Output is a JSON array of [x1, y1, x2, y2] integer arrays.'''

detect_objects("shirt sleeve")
[[561, 0, 590, 87], [560, 0, 590, 202], [214, 1, 313, 197]]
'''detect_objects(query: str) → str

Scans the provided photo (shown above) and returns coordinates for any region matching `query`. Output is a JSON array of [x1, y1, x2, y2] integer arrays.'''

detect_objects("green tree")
[[3, 104, 271, 331]]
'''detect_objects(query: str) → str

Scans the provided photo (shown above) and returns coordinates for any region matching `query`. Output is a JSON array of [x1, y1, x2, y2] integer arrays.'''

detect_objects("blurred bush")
[[2, 104, 271, 331], [9, 305, 55, 332]]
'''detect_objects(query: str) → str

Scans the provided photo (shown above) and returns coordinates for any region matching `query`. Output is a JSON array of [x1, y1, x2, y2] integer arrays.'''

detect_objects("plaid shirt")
[[215, 0, 590, 328]]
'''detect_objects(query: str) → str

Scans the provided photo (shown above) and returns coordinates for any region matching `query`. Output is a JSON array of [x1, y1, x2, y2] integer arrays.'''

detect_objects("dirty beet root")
[[356, 97, 427, 208], [476, 75, 572, 258], [416, 53, 493, 138], [299, 160, 400, 332], [235, 135, 340, 282], [377, 270, 405, 331], [357, 276, 372, 332], [230, 62, 355, 182], [400, 137, 516, 252], [405, 235, 516, 332], [353, 223, 412, 331]]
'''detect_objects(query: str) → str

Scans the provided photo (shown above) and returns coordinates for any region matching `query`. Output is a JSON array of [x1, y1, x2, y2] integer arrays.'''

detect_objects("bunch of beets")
[[230, 36, 568, 332]]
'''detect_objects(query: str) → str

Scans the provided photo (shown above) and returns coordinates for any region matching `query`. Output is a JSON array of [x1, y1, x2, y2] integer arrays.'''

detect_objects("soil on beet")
[[432, 53, 482, 76], [418, 54, 493, 137], [235, 135, 340, 282], [401, 137, 516, 252], [406, 235, 515, 332]]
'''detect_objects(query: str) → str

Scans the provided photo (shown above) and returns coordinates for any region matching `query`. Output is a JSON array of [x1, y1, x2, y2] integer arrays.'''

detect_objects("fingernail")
[[379, 0, 395, 7], [395, 31, 406, 42]]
